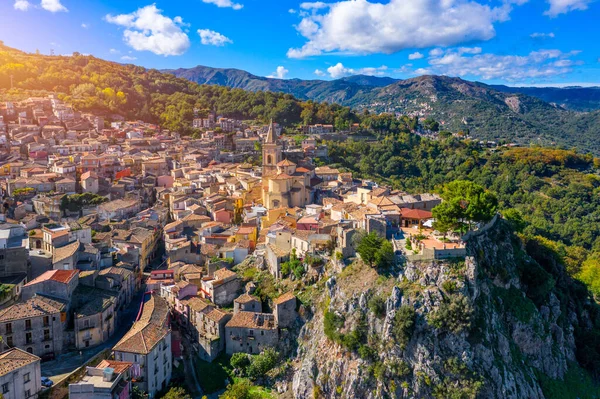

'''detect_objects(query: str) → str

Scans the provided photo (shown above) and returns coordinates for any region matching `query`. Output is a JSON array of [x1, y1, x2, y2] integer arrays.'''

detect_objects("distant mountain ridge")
[[164, 65, 600, 112]]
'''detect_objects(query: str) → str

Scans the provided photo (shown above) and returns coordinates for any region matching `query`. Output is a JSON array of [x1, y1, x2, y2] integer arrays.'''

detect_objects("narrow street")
[[41, 291, 145, 383]]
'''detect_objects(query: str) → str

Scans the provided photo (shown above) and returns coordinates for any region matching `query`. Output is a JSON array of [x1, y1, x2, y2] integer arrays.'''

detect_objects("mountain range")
[[164, 65, 600, 112], [165, 66, 600, 152]]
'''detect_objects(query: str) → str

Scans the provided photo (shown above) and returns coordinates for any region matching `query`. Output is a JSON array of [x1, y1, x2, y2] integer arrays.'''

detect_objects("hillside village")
[[0, 95, 469, 399]]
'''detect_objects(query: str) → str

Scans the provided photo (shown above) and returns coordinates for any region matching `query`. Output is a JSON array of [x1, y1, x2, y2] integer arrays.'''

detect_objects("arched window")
[[267, 155, 273, 164], [26, 347, 33, 354]]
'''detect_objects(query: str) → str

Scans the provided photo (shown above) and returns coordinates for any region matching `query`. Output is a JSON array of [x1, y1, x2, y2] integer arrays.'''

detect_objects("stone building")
[[225, 312, 278, 355], [0, 348, 42, 399], [233, 293, 262, 314], [201, 268, 241, 307], [273, 292, 297, 328], [72, 286, 117, 350], [0, 295, 67, 358], [180, 296, 232, 362]]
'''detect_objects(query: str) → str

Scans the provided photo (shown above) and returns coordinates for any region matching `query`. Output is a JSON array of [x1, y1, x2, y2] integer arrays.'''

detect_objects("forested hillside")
[[0, 42, 359, 134], [167, 66, 600, 154]]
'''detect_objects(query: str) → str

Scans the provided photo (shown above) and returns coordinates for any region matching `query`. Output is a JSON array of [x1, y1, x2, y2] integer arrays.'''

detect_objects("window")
[[5, 323, 11, 334], [25, 319, 31, 330], [25, 389, 30, 397], [2, 382, 8, 393], [23, 372, 30, 383], [26, 347, 32, 354], [83, 319, 90, 328], [44, 330, 50, 341], [7, 336, 12, 347], [25, 333, 32, 344], [43, 316, 49, 327]]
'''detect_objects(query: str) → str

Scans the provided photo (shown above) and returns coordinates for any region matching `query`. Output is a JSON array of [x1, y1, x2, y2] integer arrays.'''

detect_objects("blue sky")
[[1, 0, 599, 86]]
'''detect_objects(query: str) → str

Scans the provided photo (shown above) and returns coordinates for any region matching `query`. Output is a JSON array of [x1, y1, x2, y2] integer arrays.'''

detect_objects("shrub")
[[392, 305, 416, 349], [323, 309, 344, 342], [428, 294, 472, 334], [246, 348, 279, 380], [368, 295, 386, 318], [358, 344, 378, 362], [441, 280, 458, 294], [230, 352, 250, 372]]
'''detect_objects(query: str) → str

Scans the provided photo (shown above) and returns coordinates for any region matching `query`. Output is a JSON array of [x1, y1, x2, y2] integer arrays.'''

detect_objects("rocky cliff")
[[288, 218, 599, 398]]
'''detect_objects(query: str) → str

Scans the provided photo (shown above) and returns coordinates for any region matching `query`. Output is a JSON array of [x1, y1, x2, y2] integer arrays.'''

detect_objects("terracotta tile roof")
[[400, 208, 433, 219], [72, 286, 117, 317], [213, 268, 237, 282], [226, 311, 276, 329], [96, 359, 132, 374], [0, 348, 39, 376], [205, 308, 230, 323], [53, 240, 80, 264], [276, 159, 296, 167], [24, 269, 78, 286], [235, 293, 259, 304], [273, 291, 296, 305], [0, 295, 67, 322], [113, 293, 170, 355], [180, 296, 212, 313]]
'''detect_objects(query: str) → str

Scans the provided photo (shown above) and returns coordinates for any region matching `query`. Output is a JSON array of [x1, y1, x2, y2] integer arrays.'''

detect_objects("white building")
[[113, 293, 172, 398], [0, 348, 42, 399]]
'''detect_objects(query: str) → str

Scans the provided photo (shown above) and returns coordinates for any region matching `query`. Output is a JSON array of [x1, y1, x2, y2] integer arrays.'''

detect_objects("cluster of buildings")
[[0, 94, 465, 399]]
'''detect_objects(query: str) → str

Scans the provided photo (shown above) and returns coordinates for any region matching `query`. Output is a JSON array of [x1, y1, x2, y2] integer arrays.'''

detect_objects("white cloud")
[[429, 48, 444, 57], [41, 0, 68, 12], [105, 5, 190, 56], [289, 8, 297, 13], [300, 1, 330, 9], [314, 69, 326, 76], [545, 0, 592, 16], [197, 29, 233, 46], [418, 47, 582, 82], [109, 48, 120, 54], [530, 32, 555, 38], [408, 52, 424, 60], [121, 55, 137, 61], [327, 62, 388, 79], [201, 0, 243, 10], [13, 0, 31, 11], [81, 23, 89, 28], [288, 0, 518, 58], [268, 66, 289, 79]]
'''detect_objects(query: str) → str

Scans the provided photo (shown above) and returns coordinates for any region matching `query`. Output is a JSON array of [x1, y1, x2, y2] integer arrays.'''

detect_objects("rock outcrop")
[[290, 218, 594, 398]]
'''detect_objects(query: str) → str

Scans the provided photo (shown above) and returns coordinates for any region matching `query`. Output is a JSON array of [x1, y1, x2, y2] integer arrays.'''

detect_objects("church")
[[262, 121, 312, 210]]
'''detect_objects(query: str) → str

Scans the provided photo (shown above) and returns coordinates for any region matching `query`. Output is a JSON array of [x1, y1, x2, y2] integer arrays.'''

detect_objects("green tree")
[[392, 305, 416, 349], [220, 379, 262, 399], [356, 232, 383, 267], [579, 255, 600, 298], [246, 348, 279, 381], [502, 208, 527, 233], [374, 240, 395, 269], [433, 180, 498, 235], [161, 387, 192, 399]]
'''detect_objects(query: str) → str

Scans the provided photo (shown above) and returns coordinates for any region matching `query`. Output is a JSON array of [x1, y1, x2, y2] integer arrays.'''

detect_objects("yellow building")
[[262, 122, 311, 210]]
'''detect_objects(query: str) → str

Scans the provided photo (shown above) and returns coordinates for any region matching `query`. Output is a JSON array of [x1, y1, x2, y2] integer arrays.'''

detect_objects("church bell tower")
[[262, 120, 282, 177]]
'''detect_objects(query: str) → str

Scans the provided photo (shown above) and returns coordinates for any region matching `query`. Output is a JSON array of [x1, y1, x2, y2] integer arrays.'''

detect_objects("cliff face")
[[290, 219, 594, 399]]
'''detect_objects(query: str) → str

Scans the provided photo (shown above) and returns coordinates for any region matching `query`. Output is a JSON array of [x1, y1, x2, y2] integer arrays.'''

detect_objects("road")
[[41, 291, 145, 383]]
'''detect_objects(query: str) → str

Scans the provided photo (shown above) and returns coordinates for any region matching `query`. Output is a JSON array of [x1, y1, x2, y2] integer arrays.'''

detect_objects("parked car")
[[41, 377, 53, 387]]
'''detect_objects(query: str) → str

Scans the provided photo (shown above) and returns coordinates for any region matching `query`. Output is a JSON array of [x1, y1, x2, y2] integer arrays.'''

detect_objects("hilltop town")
[[0, 94, 473, 398]]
